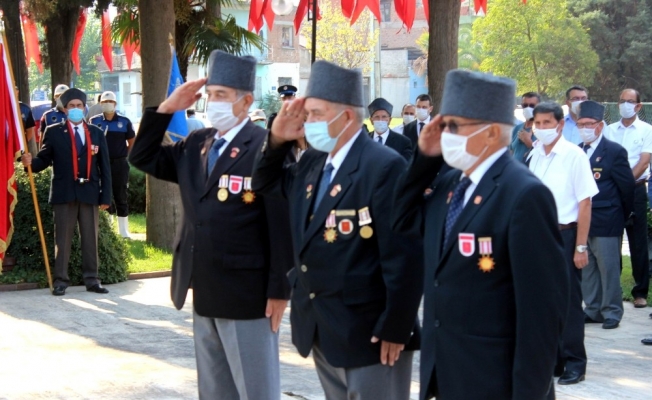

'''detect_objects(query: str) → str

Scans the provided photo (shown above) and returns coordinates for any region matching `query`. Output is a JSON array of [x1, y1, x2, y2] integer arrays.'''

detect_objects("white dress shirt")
[[529, 136, 598, 224], [213, 117, 248, 157], [583, 132, 603, 159], [417, 116, 431, 137], [324, 130, 361, 183], [606, 117, 652, 181], [462, 147, 508, 206], [373, 130, 389, 145], [70, 122, 86, 145], [393, 124, 405, 134]]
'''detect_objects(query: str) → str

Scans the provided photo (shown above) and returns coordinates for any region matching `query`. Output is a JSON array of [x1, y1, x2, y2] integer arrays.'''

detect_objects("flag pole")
[[1, 24, 53, 291]]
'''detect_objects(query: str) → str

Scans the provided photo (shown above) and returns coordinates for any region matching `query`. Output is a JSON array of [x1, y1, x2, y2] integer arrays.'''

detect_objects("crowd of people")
[[14, 48, 652, 399]]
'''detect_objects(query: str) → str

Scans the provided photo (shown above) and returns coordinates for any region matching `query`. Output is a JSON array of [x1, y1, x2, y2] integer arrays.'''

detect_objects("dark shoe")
[[602, 319, 620, 329], [87, 284, 109, 294], [584, 313, 601, 324], [52, 286, 66, 296], [642, 338, 652, 345], [558, 371, 585, 385], [633, 298, 647, 308]]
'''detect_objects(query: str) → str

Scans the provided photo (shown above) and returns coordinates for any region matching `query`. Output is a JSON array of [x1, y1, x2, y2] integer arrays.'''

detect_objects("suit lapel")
[[590, 136, 606, 165], [203, 123, 253, 197], [300, 152, 328, 232]]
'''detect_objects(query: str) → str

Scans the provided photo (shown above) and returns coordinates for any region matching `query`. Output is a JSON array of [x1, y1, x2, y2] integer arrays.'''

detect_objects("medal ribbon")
[[68, 121, 92, 182]]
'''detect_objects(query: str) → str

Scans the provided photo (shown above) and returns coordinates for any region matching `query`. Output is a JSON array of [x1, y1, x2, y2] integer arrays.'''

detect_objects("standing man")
[[40, 84, 69, 137], [185, 109, 205, 132], [404, 94, 433, 146], [86, 94, 103, 119], [129, 50, 293, 400], [510, 92, 540, 162], [393, 70, 568, 400], [577, 101, 635, 330], [266, 84, 297, 130], [89, 91, 136, 238], [393, 103, 415, 134], [562, 85, 588, 145], [529, 101, 598, 385], [253, 61, 423, 400], [368, 98, 413, 161], [606, 88, 652, 308], [21, 88, 112, 296]]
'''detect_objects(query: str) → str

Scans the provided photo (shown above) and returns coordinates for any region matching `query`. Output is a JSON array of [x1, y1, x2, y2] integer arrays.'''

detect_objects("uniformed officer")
[[266, 84, 297, 130], [88, 91, 135, 238], [40, 84, 69, 137]]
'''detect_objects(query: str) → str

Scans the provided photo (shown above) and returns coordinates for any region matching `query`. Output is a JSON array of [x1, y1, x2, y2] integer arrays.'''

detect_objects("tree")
[[428, 0, 461, 113], [301, 0, 378, 74], [472, 0, 598, 99], [0, 0, 29, 104], [568, 0, 652, 101]]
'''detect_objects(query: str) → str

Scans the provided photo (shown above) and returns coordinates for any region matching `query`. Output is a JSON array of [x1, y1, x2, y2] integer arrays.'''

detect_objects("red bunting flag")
[[350, 0, 381, 26], [248, 0, 265, 33], [395, 0, 416, 31], [341, 0, 355, 18], [20, 13, 43, 74], [262, 0, 276, 29], [122, 13, 140, 71], [102, 11, 113, 72], [294, 0, 310, 34], [422, 0, 429, 23], [474, 0, 487, 14], [71, 9, 87, 75]]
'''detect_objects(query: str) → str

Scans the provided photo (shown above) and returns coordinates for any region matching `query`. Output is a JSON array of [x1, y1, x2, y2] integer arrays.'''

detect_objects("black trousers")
[[109, 158, 130, 217], [557, 227, 587, 375], [627, 184, 649, 299]]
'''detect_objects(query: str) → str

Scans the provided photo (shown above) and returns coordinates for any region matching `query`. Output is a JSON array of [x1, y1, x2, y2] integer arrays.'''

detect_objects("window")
[[122, 82, 131, 105], [281, 27, 293, 48], [380, 0, 392, 22], [103, 76, 119, 93], [278, 77, 292, 86]]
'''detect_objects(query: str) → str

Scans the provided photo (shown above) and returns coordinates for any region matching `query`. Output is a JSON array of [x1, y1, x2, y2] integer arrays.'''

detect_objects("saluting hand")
[[372, 336, 405, 367], [419, 114, 444, 157], [269, 98, 307, 148], [266, 298, 288, 333], [157, 78, 207, 114]]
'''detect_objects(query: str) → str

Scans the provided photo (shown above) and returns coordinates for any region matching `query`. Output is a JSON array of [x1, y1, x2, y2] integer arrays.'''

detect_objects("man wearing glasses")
[[562, 86, 589, 145], [605, 89, 652, 309], [510, 92, 540, 162]]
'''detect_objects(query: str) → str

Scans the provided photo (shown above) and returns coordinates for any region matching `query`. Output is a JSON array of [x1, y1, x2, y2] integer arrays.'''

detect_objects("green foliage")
[[472, 0, 599, 99], [128, 165, 146, 214], [6, 165, 129, 287], [621, 256, 651, 305], [125, 239, 172, 273], [258, 91, 282, 118], [568, 0, 652, 101]]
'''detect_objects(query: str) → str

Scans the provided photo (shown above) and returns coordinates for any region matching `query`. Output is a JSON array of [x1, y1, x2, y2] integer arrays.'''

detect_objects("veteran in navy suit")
[[253, 61, 423, 400], [393, 70, 569, 400], [577, 101, 635, 329], [129, 51, 293, 400], [367, 97, 413, 161], [21, 88, 112, 296]]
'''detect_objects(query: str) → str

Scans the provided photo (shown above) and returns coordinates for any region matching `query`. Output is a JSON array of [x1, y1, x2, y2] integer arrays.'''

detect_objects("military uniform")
[[266, 84, 297, 130]]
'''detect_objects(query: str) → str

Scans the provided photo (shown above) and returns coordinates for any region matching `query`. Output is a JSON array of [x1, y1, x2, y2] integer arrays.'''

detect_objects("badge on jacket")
[[458, 233, 475, 257], [478, 237, 495, 272]]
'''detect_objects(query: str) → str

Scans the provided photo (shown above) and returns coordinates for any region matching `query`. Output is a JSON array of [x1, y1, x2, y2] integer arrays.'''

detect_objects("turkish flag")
[[102, 11, 113, 72]]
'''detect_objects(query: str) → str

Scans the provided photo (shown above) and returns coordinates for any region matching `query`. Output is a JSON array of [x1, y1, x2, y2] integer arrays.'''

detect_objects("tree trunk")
[[428, 0, 460, 113], [0, 0, 30, 104], [139, 0, 182, 251], [43, 6, 78, 96], [206, 0, 221, 20]]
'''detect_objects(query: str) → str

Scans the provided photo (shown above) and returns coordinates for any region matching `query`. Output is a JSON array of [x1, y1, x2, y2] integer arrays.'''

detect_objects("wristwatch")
[[576, 245, 588, 253]]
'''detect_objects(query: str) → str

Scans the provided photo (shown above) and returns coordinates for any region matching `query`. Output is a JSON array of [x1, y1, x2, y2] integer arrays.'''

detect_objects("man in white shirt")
[[404, 94, 432, 146], [393, 103, 415, 134], [605, 88, 652, 308], [529, 101, 598, 386], [561, 85, 589, 145]]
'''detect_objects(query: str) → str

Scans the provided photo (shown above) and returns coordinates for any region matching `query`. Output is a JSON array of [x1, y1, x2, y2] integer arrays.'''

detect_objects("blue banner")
[[166, 48, 188, 142]]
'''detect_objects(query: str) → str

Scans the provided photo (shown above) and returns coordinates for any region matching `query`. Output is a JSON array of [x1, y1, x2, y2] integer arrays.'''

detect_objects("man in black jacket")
[[21, 88, 112, 296], [253, 61, 423, 400], [129, 51, 293, 400], [367, 97, 413, 161]]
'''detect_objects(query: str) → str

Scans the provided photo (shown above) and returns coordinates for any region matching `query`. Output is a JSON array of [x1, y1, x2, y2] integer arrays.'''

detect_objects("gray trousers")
[[582, 236, 624, 321], [312, 345, 414, 400], [193, 309, 280, 400], [53, 201, 100, 288]]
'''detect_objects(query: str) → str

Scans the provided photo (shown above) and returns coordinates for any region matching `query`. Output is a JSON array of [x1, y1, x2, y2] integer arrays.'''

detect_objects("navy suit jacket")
[[31, 121, 111, 206], [393, 151, 568, 400], [403, 119, 419, 147], [581, 136, 635, 237], [368, 129, 413, 161]]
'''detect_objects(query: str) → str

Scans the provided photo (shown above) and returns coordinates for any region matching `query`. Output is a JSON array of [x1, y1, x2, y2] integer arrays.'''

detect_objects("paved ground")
[[0, 277, 650, 400]]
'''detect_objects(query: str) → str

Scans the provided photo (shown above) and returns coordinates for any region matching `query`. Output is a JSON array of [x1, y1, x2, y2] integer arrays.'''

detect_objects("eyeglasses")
[[618, 100, 638, 105], [521, 103, 537, 108], [438, 121, 486, 134], [576, 121, 601, 129]]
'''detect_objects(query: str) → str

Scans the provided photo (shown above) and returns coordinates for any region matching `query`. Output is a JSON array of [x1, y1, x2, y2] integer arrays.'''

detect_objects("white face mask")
[[579, 127, 597, 143], [533, 125, 560, 145], [402, 115, 415, 125], [101, 103, 115, 113], [373, 121, 389, 134], [441, 125, 490, 172], [619, 102, 637, 119], [522, 107, 534, 121], [570, 101, 583, 115], [416, 108, 430, 121], [207, 97, 243, 132]]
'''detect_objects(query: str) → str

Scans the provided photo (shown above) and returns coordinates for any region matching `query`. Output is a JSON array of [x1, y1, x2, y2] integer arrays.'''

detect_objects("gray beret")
[[440, 69, 516, 125], [368, 98, 393, 117], [60, 88, 87, 107], [207, 50, 256, 92], [578, 100, 604, 121], [305, 61, 364, 107]]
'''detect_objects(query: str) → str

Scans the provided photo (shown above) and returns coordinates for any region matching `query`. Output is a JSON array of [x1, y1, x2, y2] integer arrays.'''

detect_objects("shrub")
[[128, 163, 146, 214], [4, 165, 130, 286]]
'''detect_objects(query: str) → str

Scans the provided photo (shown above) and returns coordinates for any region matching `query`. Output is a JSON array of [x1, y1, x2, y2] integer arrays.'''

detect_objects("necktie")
[[376, 135, 383, 144], [444, 177, 473, 248], [74, 127, 83, 153], [313, 163, 334, 213], [418, 122, 425, 135], [582, 144, 590, 153], [207, 138, 227, 176]]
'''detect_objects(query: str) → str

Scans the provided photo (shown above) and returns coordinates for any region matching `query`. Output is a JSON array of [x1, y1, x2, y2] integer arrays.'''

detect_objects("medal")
[[218, 175, 229, 201], [324, 211, 337, 243], [359, 225, 373, 239], [358, 207, 373, 239], [306, 184, 313, 199], [477, 237, 495, 272], [242, 177, 255, 204]]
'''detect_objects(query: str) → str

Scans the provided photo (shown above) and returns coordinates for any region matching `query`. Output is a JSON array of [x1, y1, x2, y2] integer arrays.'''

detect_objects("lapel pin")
[[447, 191, 453, 204], [596, 156, 601, 162], [474, 196, 482, 205], [306, 184, 313, 199], [330, 184, 342, 197], [201, 148, 206, 155], [230, 147, 240, 158]]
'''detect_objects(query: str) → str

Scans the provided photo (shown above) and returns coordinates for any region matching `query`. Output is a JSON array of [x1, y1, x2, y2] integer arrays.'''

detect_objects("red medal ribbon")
[[67, 121, 93, 182]]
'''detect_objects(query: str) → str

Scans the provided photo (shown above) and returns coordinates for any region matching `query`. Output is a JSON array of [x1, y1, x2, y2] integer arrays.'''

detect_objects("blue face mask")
[[304, 110, 351, 153], [68, 108, 84, 123]]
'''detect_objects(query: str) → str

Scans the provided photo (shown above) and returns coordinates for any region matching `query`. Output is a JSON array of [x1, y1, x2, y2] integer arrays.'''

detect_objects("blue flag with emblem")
[[166, 48, 188, 142]]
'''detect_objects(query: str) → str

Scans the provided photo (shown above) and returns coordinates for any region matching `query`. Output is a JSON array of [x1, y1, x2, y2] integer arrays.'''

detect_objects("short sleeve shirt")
[[605, 117, 652, 181], [19, 102, 35, 129], [89, 113, 136, 158], [529, 136, 598, 224]]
